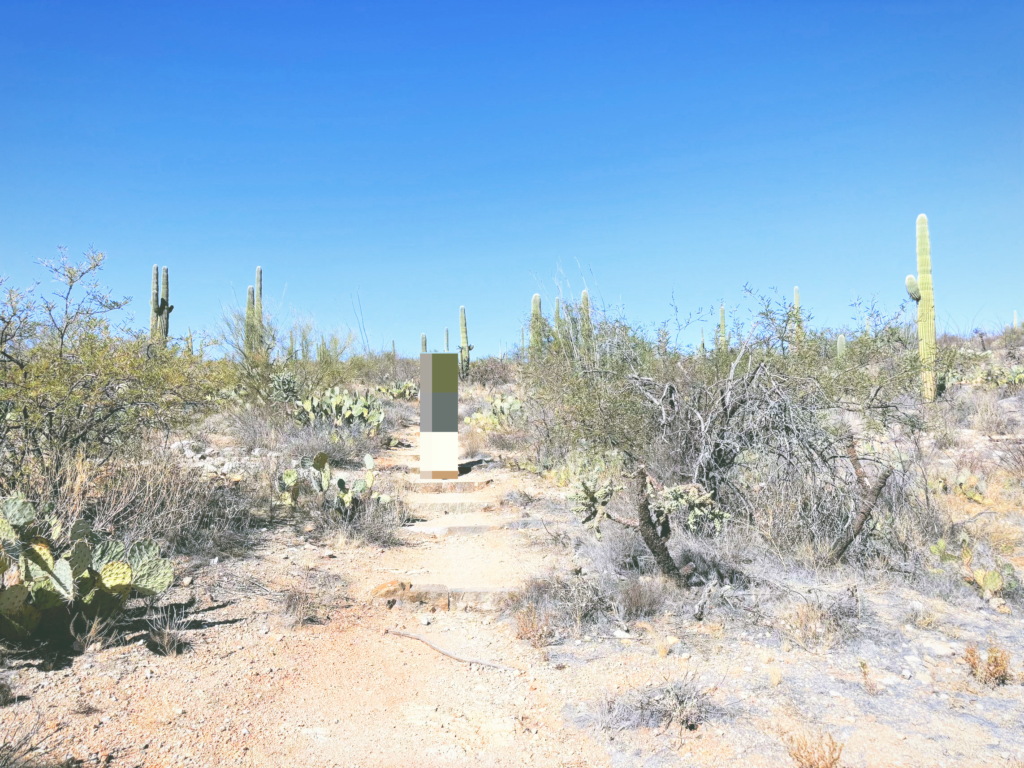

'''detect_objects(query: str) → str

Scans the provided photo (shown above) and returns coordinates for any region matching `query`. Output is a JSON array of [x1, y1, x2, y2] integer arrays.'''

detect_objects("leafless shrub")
[[968, 389, 1016, 435], [999, 440, 1024, 482], [222, 404, 287, 453], [146, 607, 192, 656], [782, 729, 844, 768], [613, 578, 670, 621], [501, 573, 608, 639], [776, 589, 860, 651], [0, 711, 48, 768], [514, 605, 553, 648], [580, 672, 719, 734], [0, 679, 12, 707]]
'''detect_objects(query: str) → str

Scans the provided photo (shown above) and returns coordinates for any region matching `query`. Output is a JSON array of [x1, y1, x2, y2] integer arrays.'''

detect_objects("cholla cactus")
[[905, 214, 937, 401]]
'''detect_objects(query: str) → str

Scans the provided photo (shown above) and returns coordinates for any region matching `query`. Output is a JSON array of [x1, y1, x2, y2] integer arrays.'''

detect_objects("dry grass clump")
[[613, 578, 671, 621], [501, 573, 608, 639], [781, 729, 844, 768], [965, 643, 1014, 686], [858, 660, 880, 695], [514, 605, 553, 648], [146, 607, 192, 656], [581, 673, 718, 735], [778, 591, 858, 651], [279, 568, 347, 627], [69, 613, 124, 654]]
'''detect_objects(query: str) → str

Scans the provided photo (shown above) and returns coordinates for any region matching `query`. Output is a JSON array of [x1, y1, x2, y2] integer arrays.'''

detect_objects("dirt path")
[[4, 420, 1024, 767]]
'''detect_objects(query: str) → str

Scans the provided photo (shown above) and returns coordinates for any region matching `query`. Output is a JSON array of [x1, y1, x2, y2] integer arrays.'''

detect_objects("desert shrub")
[[223, 403, 288, 454], [612, 578, 671, 621], [965, 643, 1014, 686], [465, 355, 517, 387], [782, 729, 844, 768], [579, 673, 719, 734], [77, 446, 263, 556], [0, 250, 223, 499], [501, 573, 608, 639]]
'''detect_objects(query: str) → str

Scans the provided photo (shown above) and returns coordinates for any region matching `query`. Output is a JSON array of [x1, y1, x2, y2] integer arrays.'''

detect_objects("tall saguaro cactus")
[[421, 334, 427, 353], [445, 327, 450, 353], [244, 266, 264, 360], [149, 265, 173, 347], [458, 306, 472, 378], [905, 214, 937, 401]]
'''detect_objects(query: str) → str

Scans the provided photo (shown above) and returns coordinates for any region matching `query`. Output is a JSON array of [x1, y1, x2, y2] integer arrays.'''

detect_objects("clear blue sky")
[[1, 1, 1021, 355]]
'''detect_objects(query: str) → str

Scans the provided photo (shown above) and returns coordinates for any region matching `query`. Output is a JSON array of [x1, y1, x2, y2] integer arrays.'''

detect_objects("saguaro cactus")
[[245, 286, 256, 358], [793, 286, 804, 343], [254, 266, 263, 350], [554, 298, 563, 338], [716, 303, 728, 350], [837, 334, 846, 360], [580, 289, 592, 344], [149, 265, 173, 347], [458, 306, 472, 378], [530, 294, 543, 361], [1014, 311, 1019, 330], [699, 328, 706, 356], [905, 214, 937, 401], [421, 334, 427, 353], [445, 327, 449, 353]]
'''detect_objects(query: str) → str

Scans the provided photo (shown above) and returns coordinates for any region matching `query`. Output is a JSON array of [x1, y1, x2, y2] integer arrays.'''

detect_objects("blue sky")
[[1, 1, 1021, 355]]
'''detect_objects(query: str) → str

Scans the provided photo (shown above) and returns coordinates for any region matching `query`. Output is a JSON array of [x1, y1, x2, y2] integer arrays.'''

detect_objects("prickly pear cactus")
[[127, 540, 160, 572], [92, 540, 126, 570], [2, 495, 36, 529], [98, 561, 133, 596], [64, 540, 92, 578], [131, 558, 174, 597], [0, 584, 29, 615]]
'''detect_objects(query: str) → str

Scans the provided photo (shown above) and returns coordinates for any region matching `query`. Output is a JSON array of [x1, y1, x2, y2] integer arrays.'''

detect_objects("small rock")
[[920, 639, 954, 657], [181, 576, 193, 587], [901, 669, 912, 679], [613, 629, 630, 639], [419, 616, 432, 626]]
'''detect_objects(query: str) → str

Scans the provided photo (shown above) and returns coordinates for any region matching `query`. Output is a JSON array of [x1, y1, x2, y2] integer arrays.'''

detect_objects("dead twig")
[[384, 629, 518, 672]]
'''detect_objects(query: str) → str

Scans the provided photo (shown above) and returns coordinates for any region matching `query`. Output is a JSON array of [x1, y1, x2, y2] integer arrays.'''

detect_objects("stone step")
[[407, 477, 493, 494], [403, 514, 550, 538], [404, 492, 497, 515], [369, 579, 512, 612]]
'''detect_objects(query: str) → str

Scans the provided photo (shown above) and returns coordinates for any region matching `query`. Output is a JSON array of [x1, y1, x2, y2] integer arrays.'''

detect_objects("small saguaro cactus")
[[445, 327, 449, 353], [793, 286, 804, 343], [530, 294, 543, 360], [716, 303, 728, 350], [905, 214, 937, 401], [580, 289, 592, 344], [149, 265, 173, 346], [421, 334, 427, 353], [458, 306, 472, 378], [1014, 311, 1019, 330], [837, 334, 846, 360], [699, 328, 706, 355]]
